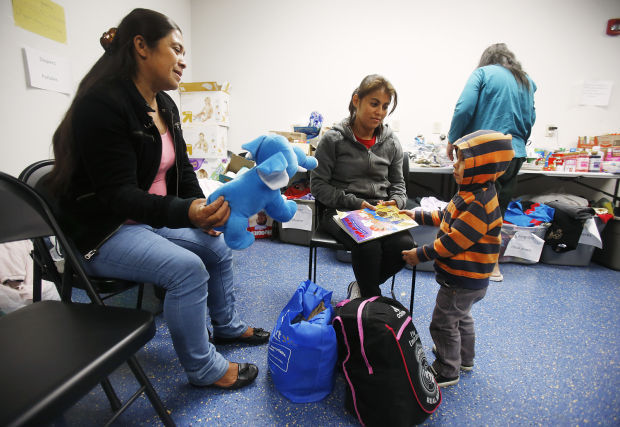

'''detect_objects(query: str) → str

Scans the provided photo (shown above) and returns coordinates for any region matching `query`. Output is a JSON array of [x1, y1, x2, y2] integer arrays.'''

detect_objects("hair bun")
[[100, 27, 117, 52]]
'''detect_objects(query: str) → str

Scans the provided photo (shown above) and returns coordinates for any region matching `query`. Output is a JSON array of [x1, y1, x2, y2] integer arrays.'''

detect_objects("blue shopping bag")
[[268, 280, 337, 403]]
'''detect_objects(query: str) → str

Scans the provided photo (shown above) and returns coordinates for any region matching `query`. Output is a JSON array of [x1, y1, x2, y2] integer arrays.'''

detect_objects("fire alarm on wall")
[[607, 18, 620, 35]]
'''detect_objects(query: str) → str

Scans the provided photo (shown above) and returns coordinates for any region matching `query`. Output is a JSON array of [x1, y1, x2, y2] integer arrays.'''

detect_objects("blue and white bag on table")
[[268, 280, 337, 403]]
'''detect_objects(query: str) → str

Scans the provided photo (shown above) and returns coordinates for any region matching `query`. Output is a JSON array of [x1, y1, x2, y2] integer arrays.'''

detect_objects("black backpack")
[[333, 296, 441, 426]]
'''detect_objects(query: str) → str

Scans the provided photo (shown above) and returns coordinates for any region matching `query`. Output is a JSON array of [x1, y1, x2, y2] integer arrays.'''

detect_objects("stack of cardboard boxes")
[[179, 82, 231, 179]]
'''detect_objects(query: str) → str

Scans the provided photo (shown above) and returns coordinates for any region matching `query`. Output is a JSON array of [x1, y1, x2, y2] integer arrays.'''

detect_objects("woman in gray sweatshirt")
[[310, 74, 414, 298]]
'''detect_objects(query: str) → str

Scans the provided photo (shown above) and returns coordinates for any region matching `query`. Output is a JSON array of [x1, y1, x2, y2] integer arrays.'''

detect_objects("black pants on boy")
[[321, 208, 414, 297]]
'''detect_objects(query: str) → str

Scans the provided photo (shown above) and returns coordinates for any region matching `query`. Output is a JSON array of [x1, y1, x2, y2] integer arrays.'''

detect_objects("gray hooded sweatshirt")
[[310, 118, 406, 211]]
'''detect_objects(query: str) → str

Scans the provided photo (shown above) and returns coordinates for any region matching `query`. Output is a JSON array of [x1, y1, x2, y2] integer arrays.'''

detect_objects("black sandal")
[[212, 327, 270, 345]]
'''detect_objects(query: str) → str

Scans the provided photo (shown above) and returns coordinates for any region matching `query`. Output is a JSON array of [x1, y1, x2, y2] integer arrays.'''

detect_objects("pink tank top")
[[148, 130, 175, 196], [125, 130, 175, 225]]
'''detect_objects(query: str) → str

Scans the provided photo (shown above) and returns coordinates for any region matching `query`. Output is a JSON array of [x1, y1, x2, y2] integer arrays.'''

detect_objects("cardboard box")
[[189, 157, 228, 180], [184, 124, 227, 159], [218, 154, 255, 183], [596, 134, 620, 148], [270, 131, 306, 143], [179, 81, 230, 127], [291, 142, 315, 156], [247, 210, 273, 239]]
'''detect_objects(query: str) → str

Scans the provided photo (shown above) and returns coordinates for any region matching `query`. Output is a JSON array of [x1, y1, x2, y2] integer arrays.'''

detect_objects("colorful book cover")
[[333, 205, 418, 243]]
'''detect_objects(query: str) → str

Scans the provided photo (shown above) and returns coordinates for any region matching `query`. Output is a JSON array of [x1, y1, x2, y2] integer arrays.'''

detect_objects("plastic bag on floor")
[[268, 280, 337, 403]]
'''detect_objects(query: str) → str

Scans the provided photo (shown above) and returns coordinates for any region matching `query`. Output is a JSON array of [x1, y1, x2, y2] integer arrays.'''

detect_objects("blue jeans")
[[83, 224, 247, 385]]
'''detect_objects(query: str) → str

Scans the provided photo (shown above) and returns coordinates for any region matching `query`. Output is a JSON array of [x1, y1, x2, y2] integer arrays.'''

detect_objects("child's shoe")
[[432, 345, 474, 371], [434, 373, 460, 387], [430, 364, 459, 387], [460, 362, 474, 372]]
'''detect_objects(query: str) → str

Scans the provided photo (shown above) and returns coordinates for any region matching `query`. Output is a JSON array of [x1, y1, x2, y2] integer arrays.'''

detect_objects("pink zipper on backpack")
[[357, 296, 379, 374]]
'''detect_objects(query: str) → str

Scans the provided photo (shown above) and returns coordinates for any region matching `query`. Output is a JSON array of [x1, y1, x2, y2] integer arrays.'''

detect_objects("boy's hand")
[[402, 248, 420, 266], [399, 210, 415, 219], [361, 200, 376, 210], [377, 200, 397, 207]]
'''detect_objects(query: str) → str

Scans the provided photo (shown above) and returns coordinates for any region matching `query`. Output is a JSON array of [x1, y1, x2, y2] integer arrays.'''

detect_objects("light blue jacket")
[[448, 64, 536, 158]]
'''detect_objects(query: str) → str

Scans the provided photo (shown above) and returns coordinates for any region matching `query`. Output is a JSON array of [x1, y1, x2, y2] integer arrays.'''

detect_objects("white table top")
[[409, 163, 618, 179]]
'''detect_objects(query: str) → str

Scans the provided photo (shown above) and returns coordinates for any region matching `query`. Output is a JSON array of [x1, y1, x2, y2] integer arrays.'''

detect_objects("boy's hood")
[[454, 130, 514, 188]]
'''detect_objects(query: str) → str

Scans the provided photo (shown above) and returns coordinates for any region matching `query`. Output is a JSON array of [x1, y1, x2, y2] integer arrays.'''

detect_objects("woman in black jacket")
[[47, 8, 266, 390]]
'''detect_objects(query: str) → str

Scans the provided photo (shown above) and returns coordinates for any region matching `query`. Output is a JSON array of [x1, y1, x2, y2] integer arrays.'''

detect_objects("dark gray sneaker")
[[434, 372, 459, 387], [430, 363, 459, 387], [346, 281, 361, 300], [432, 345, 474, 371]]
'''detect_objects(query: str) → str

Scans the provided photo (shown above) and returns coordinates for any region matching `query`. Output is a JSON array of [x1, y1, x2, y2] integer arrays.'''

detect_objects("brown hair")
[[48, 8, 180, 194], [478, 43, 530, 90], [348, 74, 398, 135]]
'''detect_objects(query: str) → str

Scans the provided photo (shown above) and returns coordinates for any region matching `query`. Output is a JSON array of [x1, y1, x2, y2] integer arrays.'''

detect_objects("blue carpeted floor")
[[51, 238, 620, 426]]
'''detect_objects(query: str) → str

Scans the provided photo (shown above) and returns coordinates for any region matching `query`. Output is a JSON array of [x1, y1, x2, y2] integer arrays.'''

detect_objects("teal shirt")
[[448, 65, 537, 158]]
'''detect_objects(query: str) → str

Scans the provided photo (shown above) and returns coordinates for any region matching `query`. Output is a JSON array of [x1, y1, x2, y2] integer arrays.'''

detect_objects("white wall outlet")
[[432, 121, 442, 134], [545, 125, 558, 137]]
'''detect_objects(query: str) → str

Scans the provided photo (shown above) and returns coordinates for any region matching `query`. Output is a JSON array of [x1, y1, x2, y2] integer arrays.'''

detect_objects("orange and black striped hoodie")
[[413, 130, 514, 289]]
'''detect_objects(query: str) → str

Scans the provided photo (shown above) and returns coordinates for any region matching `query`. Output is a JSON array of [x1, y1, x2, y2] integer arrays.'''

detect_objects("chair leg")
[[136, 283, 144, 310], [127, 356, 175, 426], [410, 265, 416, 313], [32, 256, 42, 303], [100, 378, 122, 411], [308, 245, 313, 281]]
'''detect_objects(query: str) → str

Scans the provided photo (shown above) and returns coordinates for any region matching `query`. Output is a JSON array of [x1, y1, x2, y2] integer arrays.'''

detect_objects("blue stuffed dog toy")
[[207, 134, 318, 250]]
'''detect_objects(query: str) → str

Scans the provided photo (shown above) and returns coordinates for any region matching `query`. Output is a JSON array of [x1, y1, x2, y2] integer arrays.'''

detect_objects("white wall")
[[0, 0, 192, 177], [190, 0, 620, 155], [2, 0, 619, 178]]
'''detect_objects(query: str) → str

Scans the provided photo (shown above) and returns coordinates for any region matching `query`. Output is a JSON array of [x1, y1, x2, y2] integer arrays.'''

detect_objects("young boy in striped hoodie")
[[401, 130, 514, 387]]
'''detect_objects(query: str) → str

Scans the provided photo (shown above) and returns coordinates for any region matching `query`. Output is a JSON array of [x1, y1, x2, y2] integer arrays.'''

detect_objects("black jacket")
[[56, 78, 204, 256]]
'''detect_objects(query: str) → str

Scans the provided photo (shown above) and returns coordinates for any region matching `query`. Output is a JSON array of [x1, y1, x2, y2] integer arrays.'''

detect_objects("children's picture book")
[[333, 205, 418, 243]]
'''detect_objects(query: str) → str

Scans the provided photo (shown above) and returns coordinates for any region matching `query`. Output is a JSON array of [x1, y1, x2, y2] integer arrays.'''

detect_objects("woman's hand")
[[189, 196, 230, 231], [402, 248, 420, 266], [446, 142, 455, 161]]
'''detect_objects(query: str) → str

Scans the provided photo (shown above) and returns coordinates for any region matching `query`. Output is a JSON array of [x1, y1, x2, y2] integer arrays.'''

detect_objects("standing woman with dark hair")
[[310, 74, 414, 298], [47, 8, 268, 390], [445, 43, 537, 281]]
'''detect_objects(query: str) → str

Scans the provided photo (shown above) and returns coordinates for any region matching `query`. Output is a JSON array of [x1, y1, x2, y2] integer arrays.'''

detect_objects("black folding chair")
[[307, 152, 416, 312], [19, 160, 145, 308], [0, 171, 174, 426]]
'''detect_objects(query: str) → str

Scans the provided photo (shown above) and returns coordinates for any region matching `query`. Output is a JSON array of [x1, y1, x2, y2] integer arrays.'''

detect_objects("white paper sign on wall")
[[23, 46, 71, 94]]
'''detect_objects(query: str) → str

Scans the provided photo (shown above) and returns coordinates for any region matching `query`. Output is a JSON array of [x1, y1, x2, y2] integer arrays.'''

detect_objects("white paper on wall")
[[579, 80, 613, 107], [23, 46, 72, 94]]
